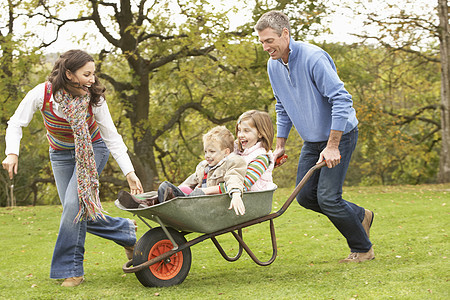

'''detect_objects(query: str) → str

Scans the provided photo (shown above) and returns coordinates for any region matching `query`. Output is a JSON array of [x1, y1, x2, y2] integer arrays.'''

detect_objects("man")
[[255, 10, 374, 262]]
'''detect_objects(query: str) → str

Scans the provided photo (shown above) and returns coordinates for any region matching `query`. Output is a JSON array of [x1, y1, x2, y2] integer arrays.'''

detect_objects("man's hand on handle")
[[274, 137, 288, 168], [317, 147, 341, 168], [317, 130, 343, 168]]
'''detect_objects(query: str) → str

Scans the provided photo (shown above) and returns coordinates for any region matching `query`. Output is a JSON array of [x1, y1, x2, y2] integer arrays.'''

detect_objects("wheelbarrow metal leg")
[[138, 215, 153, 230], [210, 228, 244, 262], [230, 219, 277, 266], [155, 215, 179, 249]]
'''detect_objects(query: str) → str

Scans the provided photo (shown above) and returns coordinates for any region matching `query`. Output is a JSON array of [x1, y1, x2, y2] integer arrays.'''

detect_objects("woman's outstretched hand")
[[2, 154, 18, 180], [126, 171, 143, 195]]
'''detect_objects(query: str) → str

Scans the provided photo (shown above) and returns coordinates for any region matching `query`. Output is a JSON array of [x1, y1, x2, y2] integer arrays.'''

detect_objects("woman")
[[2, 50, 143, 287]]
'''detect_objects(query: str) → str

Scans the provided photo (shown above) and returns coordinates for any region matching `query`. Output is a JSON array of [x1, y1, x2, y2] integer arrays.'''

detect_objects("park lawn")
[[0, 184, 448, 299]]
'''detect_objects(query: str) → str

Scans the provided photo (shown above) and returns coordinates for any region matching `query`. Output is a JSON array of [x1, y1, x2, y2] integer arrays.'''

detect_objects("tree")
[[437, 0, 450, 182], [0, 0, 52, 206], [326, 42, 441, 185], [352, 0, 450, 183]]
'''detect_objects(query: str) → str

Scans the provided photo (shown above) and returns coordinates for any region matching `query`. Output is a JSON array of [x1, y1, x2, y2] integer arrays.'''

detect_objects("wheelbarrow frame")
[[121, 161, 326, 275]]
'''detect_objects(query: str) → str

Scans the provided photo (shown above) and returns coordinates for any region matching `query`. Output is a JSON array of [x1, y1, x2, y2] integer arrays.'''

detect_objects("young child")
[[235, 110, 277, 192], [119, 126, 248, 215]]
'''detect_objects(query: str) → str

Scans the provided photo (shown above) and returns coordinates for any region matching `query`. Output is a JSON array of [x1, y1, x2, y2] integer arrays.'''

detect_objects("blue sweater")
[[268, 38, 358, 142]]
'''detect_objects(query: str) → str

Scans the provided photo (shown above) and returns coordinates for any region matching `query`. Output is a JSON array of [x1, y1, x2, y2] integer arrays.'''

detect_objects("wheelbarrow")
[[115, 161, 326, 287]]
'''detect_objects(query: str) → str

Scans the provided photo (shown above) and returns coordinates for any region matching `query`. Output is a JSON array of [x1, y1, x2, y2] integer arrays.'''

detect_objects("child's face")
[[237, 120, 261, 150], [203, 142, 230, 167]]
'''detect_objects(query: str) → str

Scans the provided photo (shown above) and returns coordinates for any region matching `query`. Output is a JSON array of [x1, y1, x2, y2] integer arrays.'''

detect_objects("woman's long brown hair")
[[47, 49, 105, 105]]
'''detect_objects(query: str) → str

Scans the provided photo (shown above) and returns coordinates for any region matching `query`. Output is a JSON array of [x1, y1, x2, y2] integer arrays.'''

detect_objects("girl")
[[235, 110, 277, 192], [2, 50, 143, 287]]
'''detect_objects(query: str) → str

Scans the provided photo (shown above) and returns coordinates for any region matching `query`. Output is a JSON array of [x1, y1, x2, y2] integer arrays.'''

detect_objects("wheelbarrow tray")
[[115, 188, 276, 234]]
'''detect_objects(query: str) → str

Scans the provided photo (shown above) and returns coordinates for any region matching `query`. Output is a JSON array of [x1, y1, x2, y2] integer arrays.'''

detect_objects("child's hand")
[[229, 192, 245, 215]]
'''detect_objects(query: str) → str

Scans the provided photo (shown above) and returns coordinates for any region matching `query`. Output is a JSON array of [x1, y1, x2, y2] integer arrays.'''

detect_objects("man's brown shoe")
[[339, 247, 375, 263], [61, 276, 84, 287], [362, 209, 374, 238]]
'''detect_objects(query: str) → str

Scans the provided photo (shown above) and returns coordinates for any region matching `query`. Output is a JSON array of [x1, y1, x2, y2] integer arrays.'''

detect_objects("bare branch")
[[89, 0, 120, 47], [153, 101, 238, 141], [97, 0, 119, 15], [19, 10, 93, 48], [353, 33, 440, 63], [98, 73, 134, 91], [147, 45, 215, 70], [136, 0, 148, 26], [384, 104, 441, 127], [205, 53, 236, 74], [138, 32, 188, 43]]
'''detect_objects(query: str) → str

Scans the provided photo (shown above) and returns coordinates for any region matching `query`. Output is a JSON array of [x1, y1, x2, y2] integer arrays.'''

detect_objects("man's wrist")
[[276, 137, 287, 149]]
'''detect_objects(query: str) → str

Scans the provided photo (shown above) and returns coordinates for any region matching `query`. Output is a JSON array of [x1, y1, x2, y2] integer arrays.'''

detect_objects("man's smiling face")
[[257, 27, 290, 63]]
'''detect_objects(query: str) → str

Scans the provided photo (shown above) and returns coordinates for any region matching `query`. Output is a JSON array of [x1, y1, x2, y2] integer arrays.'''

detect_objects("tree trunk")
[[438, 0, 450, 183], [126, 58, 159, 190]]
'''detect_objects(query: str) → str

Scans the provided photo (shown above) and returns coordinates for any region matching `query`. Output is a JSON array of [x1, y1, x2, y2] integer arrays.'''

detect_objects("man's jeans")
[[296, 128, 372, 252], [49, 140, 136, 279]]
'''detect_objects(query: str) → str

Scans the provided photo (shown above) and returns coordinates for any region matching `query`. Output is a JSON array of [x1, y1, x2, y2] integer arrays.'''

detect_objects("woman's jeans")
[[296, 128, 372, 253], [49, 140, 136, 279]]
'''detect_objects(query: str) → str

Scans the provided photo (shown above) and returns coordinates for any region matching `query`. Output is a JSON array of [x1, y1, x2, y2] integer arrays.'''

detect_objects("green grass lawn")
[[0, 184, 448, 299]]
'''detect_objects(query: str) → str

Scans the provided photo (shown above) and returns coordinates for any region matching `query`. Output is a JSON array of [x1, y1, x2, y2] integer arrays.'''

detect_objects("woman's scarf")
[[54, 89, 105, 223]]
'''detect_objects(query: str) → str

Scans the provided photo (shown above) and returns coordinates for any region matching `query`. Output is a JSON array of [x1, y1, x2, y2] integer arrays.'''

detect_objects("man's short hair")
[[254, 10, 291, 36], [203, 126, 234, 151]]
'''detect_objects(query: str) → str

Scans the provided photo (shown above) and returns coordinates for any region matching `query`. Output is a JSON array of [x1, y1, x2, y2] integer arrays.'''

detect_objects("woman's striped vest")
[[40, 82, 101, 150]]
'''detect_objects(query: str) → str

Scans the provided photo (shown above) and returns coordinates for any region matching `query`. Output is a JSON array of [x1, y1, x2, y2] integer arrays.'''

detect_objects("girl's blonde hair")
[[236, 110, 274, 152], [203, 126, 235, 151]]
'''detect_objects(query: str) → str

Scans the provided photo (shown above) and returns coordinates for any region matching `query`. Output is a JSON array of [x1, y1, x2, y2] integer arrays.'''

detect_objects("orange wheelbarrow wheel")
[[133, 227, 192, 287]]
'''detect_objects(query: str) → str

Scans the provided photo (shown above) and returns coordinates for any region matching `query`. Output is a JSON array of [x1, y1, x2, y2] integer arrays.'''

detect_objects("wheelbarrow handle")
[[276, 160, 327, 215]]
